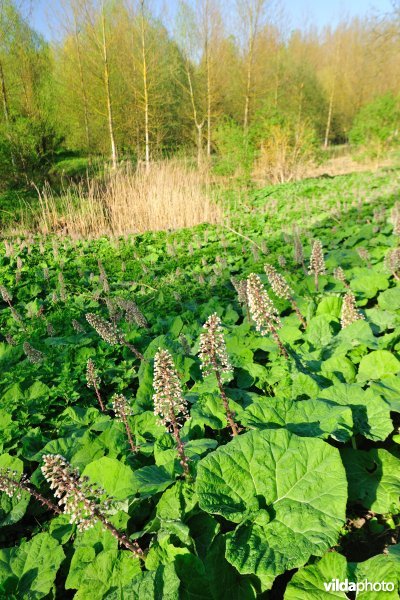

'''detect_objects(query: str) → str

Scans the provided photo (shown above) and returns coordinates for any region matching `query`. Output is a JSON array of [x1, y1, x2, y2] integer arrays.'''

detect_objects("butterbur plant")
[[153, 349, 190, 478], [98, 260, 110, 294], [116, 298, 148, 328], [86, 313, 119, 345], [198, 314, 239, 436], [72, 319, 85, 333], [0, 284, 12, 306], [0, 285, 24, 327], [264, 264, 306, 328], [277, 255, 286, 268], [86, 358, 105, 412], [333, 267, 350, 288], [246, 273, 288, 358], [308, 239, 326, 291], [340, 292, 364, 328], [23, 342, 45, 364], [385, 248, 400, 280], [112, 394, 139, 452], [391, 204, 400, 238], [356, 247, 371, 268], [292, 227, 307, 273], [85, 312, 144, 360], [231, 276, 250, 320], [41, 454, 143, 557], [58, 271, 67, 301]]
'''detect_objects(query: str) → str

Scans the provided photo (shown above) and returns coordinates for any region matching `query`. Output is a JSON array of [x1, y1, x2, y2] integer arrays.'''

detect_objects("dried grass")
[[36, 161, 223, 237]]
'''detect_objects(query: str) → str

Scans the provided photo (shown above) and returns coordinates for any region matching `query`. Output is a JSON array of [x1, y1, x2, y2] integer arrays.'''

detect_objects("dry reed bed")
[[36, 162, 223, 237]]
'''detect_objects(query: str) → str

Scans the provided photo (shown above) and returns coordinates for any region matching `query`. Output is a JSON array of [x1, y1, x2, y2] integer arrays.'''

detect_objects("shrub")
[[213, 118, 256, 184], [253, 117, 318, 183], [349, 93, 400, 155]]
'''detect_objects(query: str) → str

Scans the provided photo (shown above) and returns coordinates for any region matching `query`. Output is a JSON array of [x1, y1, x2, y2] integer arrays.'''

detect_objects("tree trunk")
[[243, 50, 252, 133], [324, 86, 335, 149], [197, 122, 203, 167], [185, 62, 204, 168], [0, 59, 16, 172], [206, 40, 212, 159], [73, 19, 91, 150], [0, 59, 10, 124], [101, 4, 117, 169], [140, 1, 150, 169]]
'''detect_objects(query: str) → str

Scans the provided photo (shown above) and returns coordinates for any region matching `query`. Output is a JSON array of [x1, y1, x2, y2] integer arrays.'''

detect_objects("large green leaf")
[[240, 397, 352, 442], [66, 548, 141, 600], [81, 457, 136, 500], [285, 550, 400, 599], [319, 384, 394, 442], [284, 551, 348, 599], [341, 448, 400, 513], [351, 273, 389, 299], [357, 350, 400, 383], [350, 551, 400, 599], [196, 429, 347, 588], [205, 536, 256, 600], [102, 563, 180, 599], [316, 296, 342, 319], [378, 287, 400, 311], [0, 533, 64, 599], [321, 355, 356, 384]]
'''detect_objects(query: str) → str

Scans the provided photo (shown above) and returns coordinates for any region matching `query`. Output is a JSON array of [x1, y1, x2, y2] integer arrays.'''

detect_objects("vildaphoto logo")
[[323, 579, 395, 592]]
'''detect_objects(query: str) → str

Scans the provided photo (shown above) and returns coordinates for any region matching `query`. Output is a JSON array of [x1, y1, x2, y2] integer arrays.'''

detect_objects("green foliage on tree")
[[349, 93, 400, 155]]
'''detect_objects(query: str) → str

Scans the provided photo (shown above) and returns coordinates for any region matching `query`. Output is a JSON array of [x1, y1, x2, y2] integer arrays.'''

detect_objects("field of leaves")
[[0, 168, 400, 599]]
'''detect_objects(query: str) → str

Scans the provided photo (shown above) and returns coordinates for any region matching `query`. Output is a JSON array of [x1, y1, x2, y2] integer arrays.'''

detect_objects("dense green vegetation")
[[0, 168, 399, 598]]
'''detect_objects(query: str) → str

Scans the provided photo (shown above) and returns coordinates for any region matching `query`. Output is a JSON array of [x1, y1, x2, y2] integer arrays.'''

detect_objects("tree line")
[[0, 0, 399, 187]]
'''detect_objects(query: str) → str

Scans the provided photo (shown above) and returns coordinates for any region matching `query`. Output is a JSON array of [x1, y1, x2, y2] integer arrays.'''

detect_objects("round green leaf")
[[357, 350, 400, 383], [196, 429, 347, 588], [81, 457, 136, 500]]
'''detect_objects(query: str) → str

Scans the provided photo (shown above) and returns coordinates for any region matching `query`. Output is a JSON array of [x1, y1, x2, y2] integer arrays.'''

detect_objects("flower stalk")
[[340, 292, 364, 329], [308, 239, 326, 291], [333, 267, 350, 288], [41, 454, 143, 558], [86, 358, 105, 412], [153, 349, 190, 478], [85, 313, 144, 360], [246, 274, 288, 358], [112, 394, 139, 453], [264, 264, 306, 328], [231, 277, 250, 321], [198, 313, 239, 436]]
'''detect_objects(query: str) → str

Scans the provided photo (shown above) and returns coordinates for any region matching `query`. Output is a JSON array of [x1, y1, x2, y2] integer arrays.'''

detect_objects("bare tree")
[[176, 1, 206, 167], [71, 1, 92, 149], [237, 0, 267, 133]]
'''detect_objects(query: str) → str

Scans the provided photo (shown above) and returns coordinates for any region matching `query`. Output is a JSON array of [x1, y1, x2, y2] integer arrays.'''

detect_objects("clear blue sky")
[[29, 0, 394, 41]]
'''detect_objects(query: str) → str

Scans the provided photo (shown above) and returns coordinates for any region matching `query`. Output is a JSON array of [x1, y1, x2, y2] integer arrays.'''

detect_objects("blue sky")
[[29, 0, 394, 41]]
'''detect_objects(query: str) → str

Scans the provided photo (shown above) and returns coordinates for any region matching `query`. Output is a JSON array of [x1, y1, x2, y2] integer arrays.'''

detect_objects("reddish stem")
[[290, 297, 307, 329], [93, 382, 105, 412], [170, 412, 191, 479], [269, 324, 289, 359], [93, 507, 144, 558], [2, 476, 62, 515], [215, 371, 239, 436], [121, 414, 139, 453], [122, 340, 145, 361]]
